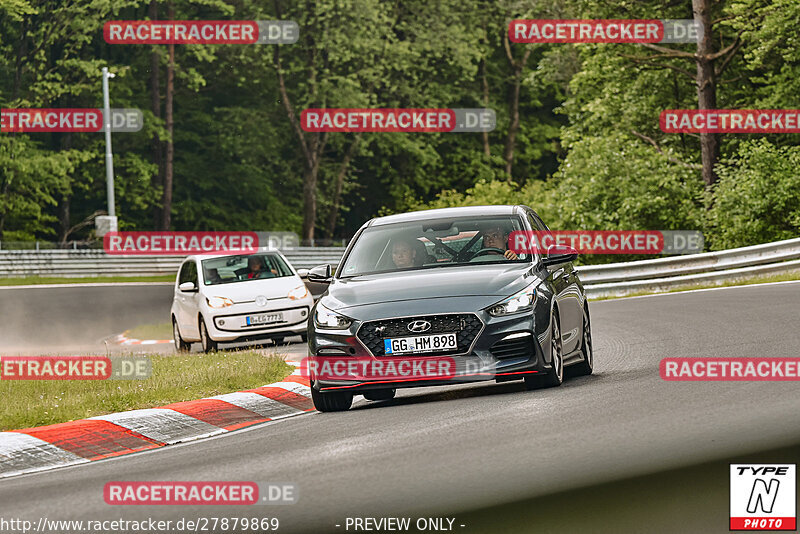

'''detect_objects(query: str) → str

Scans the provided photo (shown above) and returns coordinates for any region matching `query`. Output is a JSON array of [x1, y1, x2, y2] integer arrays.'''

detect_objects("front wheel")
[[525, 312, 564, 390], [199, 317, 218, 353], [568, 307, 593, 377], [311, 385, 353, 412], [173, 318, 191, 353]]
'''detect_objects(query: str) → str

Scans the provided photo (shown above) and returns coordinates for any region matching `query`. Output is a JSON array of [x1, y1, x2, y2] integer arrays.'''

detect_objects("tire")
[[363, 388, 396, 401], [311, 385, 353, 412], [568, 306, 593, 377], [525, 311, 564, 390], [273, 337, 285, 346], [172, 318, 191, 353], [301, 333, 308, 343], [199, 317, 218, 353]]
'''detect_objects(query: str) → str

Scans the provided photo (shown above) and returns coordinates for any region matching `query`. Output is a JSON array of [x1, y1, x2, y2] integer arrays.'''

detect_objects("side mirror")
[[541, 245, 579, 267], [307, 264, 332, 283], [178, 281, 198, 292], [296, 268, 310, 279]]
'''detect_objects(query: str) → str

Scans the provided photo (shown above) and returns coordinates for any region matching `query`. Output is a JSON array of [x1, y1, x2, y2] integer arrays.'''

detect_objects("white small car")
[[170, 250, 314, 352]]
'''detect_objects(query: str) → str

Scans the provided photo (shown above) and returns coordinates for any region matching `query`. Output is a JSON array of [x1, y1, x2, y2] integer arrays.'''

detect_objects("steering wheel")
[[471, 247, 506, 260]]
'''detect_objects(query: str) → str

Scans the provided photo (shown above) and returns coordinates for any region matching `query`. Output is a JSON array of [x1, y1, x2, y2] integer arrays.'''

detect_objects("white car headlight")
[[486, 285, 537, 317], [206, 296, 234, 308], [314, 303, 352, 329], [288, 285, 309, 300]]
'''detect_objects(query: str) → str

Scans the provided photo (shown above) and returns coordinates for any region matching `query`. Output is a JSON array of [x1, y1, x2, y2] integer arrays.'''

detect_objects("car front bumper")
[[205, 299, 311, 342], [308, 296, 551, 393]]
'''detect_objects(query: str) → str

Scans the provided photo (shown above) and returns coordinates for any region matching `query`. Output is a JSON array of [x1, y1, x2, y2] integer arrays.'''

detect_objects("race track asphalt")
[[1, 282, 800, 533]]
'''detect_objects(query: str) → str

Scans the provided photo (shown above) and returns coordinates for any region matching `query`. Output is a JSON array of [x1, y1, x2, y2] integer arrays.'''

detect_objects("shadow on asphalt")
[[350, 372, 604, 412]]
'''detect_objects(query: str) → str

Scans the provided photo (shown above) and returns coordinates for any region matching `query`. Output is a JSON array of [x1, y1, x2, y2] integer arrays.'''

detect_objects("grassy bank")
[[0, 351, 293, 431], [125, 322, 173, 340]]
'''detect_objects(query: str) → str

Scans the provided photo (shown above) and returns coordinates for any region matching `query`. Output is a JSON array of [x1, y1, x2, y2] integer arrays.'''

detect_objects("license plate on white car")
[[246, 312, 284, 326], [383, 333, 458, 355]]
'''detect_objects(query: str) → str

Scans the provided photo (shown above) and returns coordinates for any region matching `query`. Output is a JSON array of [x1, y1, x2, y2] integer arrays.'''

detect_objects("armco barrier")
[[1, 239, 799, 298], [0, 247, 345, 277]]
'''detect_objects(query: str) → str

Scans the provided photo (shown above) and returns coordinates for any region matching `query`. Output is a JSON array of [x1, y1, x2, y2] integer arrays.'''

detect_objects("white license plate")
[[246, 312, 284, 326], [383, 333, 458, 354]]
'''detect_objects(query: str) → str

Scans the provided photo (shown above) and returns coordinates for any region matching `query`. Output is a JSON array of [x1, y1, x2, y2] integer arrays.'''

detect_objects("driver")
[[481, 224, 519, 260], [246, 256, 268, 279]]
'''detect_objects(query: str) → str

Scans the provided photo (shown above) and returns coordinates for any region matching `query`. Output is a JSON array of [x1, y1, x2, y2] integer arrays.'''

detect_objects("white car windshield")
[[201, 253, 293, 286], [339, 216, 530, 277]]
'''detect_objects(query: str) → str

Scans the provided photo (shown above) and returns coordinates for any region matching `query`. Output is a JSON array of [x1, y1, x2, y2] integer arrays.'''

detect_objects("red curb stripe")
[[283, 375, 311, 387], [161, 399, 269, 431], [12, 420, 163, 460], [246, 387, 314, 411]]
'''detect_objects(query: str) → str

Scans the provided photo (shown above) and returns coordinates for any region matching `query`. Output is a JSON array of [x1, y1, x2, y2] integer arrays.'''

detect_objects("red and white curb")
[[112, 333, 172, 346], [0, 365, 313, 479]]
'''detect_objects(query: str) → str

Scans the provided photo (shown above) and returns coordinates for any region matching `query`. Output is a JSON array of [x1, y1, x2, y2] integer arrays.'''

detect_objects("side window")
[[179, 261, 197, 286], [526, 211, 551, 257]]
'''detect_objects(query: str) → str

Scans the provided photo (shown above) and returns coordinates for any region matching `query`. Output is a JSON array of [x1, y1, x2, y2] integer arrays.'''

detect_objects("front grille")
[[490, 335, 532, 359], [357, 314, 482, 356]]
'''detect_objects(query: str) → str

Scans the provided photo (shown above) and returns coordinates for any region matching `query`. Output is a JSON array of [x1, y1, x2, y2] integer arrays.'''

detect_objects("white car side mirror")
[[179, 281, 197, 292]]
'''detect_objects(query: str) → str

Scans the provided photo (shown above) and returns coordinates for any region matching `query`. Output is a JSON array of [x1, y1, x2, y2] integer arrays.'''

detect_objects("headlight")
[[206, 296, 234, 308], [486, 285, 537, 317], [314, 303, 352, 329], [288, 285, 309, 300]]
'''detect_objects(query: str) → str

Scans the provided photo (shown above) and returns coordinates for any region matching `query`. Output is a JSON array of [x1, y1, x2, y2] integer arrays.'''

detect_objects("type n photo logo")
[[730, 464, 796, 530]]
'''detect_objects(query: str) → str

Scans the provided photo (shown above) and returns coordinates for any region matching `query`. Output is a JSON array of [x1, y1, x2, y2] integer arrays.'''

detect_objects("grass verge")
[[590, 270, 800, 301], [0, 351, 293, 431], [125, 322, 173, 340], [0, 275, 175, 286]]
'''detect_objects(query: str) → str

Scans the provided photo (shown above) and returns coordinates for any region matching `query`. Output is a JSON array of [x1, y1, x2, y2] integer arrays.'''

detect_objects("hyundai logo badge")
[[407, 320, 431, 333]]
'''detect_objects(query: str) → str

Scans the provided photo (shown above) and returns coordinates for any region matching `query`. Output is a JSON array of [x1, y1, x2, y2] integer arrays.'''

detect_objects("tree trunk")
[[302, 167, 318, 244], [480, 56, 491, 158], [160, 2, 175, 230], [326, 133, 361, 239], [502, 46, 530, 180], [149, 0, 163, 229], [693, 0, 719, 189], [480, 17, 491, 158]]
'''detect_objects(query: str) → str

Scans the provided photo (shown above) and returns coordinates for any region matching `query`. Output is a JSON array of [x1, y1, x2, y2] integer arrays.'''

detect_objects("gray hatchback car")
[[306, 205, 593, 412]]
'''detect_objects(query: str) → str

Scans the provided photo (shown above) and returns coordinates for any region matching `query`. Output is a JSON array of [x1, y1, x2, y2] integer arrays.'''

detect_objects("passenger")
[[391, 239, 417, 269]]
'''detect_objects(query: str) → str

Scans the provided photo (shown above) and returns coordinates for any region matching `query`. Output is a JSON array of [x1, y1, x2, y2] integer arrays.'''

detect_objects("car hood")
[[325, 263, 539, 311], [201, 276, 305, 303]]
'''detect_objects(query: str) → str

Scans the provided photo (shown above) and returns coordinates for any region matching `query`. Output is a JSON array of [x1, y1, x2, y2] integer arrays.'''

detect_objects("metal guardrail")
[[0, 247, 345, 276], [1, 239, 799, 298], [578, 237, 800, 297]]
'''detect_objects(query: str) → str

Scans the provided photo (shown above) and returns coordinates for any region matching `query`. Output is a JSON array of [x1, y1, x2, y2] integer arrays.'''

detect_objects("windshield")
[[339, 215, 530, 277], [201, 253, 293, 286]]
